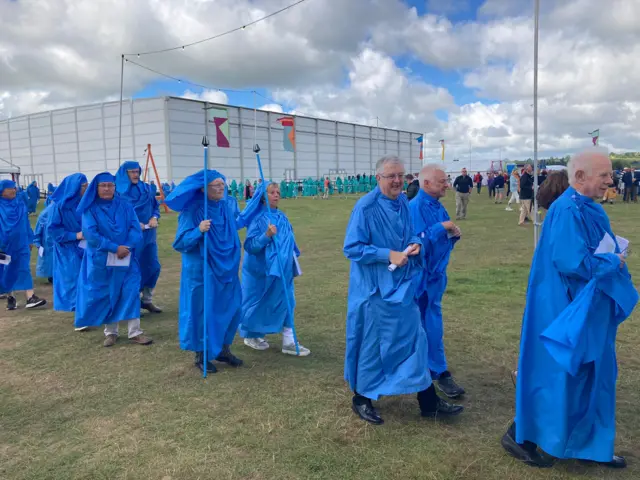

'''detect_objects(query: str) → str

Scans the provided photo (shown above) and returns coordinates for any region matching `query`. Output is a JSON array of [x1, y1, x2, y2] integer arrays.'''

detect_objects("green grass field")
[[1, 191, 639, 480]]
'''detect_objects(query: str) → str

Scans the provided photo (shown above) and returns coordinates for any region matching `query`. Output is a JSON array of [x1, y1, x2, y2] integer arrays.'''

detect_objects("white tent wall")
[[0, 97, 168, 186]]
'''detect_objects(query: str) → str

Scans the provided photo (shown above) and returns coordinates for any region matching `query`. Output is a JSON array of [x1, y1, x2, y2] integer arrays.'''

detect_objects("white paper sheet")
[[595, 232, 616, 255], [616, 235, 630, 258], [107, 251, 131, 267], [0, 254, 11, 265], [38, 246, 44, 257], [143, 224, 151, 230], [78, 240, 87, 249], [293, 253, 302, 277]]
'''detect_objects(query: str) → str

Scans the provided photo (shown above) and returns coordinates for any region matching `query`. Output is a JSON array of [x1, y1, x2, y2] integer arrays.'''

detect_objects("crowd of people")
[[0, 147, 636, 470]]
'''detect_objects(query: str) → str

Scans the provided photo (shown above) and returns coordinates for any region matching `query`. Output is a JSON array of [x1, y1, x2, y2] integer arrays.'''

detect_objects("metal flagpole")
[[202, 135, 210, 377], [533, 0, 540, 246], [118, 54, 125, 167], [253, 143, 300, 355]]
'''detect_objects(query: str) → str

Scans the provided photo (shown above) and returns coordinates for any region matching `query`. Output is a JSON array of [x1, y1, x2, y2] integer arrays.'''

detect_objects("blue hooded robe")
[[165, 170, 242, 357], [47, 173, 87, 311], [116, 161, 161, 293], [343, 187, 430, 400], [74, 172, 143, 327], [515, 187, 638, 462], [237, 184, 300, 338], [34, 202, 55, 279], [409, 189, 459, 377], [0, 180, 34, 293], [26, 182, 39, 214]]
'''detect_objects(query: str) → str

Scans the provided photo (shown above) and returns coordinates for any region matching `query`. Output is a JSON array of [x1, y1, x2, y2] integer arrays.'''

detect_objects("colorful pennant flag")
[[207, 107, 230, 148], [416, 135, 424, 160], [588, 129, 600, 146], [277, 117, 296, 152], [439, 139, 445, 161]]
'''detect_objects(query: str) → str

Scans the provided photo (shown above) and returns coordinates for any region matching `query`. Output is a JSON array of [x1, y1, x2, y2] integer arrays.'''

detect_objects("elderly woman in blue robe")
[[74, 172, 153, 347], [165, 170, 244, 373], [0, 180, 47, 310], [343, 155, 463, 425], [26, 181, 40, 215], [238, 182, 310, 356], [34, 199, 55, 283], [116, 161, 162, 313], [47, 173, 88, 317]]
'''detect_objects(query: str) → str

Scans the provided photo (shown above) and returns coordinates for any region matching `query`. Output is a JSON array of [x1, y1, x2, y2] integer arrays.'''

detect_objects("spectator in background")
[[493, 171, 506, 204], [473, 172, 483, 194], [323, 177, 330, 199], [621, 168, 633, 203], [633, 169, 640, 203], [537, 169, 548, 186], [506, 169, 521, 211], [504, 171, 510, 196], [453, 168, 473, 220], [518, 164, 534, 226], [487, 172, 496, 198], [537, 170, 569, 211], [405, 174, 420, 200]]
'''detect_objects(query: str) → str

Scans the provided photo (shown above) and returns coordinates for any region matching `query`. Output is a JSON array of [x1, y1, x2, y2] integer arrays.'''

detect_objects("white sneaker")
[[282, 342, 311, 356], [74, 326, 90, 332], [505, 207, 513, 211], [244, 337, 270, 350]]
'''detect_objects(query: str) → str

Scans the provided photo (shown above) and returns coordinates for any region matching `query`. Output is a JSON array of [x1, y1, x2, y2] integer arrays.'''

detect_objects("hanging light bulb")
[[182, 46, 185, 50], [137, 54, 140, 58]]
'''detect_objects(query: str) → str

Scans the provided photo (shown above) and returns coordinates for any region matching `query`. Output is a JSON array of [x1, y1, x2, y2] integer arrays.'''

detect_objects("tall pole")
[[118, 54, 125, 167], [533, 0, 540, 246], [202, 136, 210, 378]]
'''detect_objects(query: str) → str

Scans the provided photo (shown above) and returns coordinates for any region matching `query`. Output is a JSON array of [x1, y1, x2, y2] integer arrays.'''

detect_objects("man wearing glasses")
[[344, 155, 464, 425]]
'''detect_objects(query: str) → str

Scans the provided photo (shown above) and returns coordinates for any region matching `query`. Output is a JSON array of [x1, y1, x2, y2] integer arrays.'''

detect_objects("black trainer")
[[6, 295, 17, 310], [216, 346, 243, 367], [436, 371, 465, 398], [501, 423, 555, 468], [352, 394, 384, 425], [194, 352, 217, 374], [25, 295, 46, 309]]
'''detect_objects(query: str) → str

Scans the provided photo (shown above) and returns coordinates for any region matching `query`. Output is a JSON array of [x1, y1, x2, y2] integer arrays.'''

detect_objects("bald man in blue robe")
[[409, 164, 465, 398], [344, 155, 463, 425], [502, 149, 638, 469]]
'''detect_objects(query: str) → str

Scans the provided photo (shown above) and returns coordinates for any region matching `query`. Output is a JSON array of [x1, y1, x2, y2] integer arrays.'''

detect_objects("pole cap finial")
[[253, 144, 261, 153], [202, 136, 209, 147]]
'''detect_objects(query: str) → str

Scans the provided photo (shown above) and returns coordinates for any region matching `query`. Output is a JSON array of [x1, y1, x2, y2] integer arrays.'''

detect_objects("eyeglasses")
[[98, 183, 115, 188], [379, 173, 405, 181]]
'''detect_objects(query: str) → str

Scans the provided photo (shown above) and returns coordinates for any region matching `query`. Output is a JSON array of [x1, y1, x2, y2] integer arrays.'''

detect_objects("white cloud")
[[259, 103, 284, 113], [180, 89, 229, 104]]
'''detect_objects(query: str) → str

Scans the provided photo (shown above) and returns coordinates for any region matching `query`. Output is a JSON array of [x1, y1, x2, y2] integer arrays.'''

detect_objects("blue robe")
[[166, 170, 242, 357], [515, 187, 638, 462], [0, 180, 34, 293], [150, 183, 158, 197], [47, 173, 87, 311], [343, 187, 430, 400], [409, 189, 459, 377], [34, 203, 55, 279], [74, 173, 143, 327], [26, 182, 39, 214], [116, 162, 161, 292], [239, 207, 300, 338]]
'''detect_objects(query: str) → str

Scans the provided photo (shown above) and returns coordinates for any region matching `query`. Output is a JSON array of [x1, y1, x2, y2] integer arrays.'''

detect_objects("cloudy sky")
[[1, 0, 639, 166]]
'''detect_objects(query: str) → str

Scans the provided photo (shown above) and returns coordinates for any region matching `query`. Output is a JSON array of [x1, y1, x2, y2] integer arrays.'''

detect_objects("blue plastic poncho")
[[162, 182, 171, 198], [34, 202, 55, 279], [150, 182, 158, 197], [409, 189, 459, 377], [166, 169, 242, 357], [0, 180, 34, 293], [26, 181, 39, 214], [238, 190, 300, 339], [74, 172, 143, 327], [343, 188, 430, 400], [47, 173, 87, 311], [47, 183, 56, 195], [116, 161, 161, 293], [515, 187, 638, 462]]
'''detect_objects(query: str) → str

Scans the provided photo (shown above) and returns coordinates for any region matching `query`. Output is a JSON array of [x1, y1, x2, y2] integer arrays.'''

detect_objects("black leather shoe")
[[194, 352, 217, 373], [501, 430, 554, 468], [581, 455, 627, 469], [421, 396, 464, 418], [216, 347, 243, 367], [141, 301, 163, 313], [436, 373, 465, 398], [352, 396, 384, 425]]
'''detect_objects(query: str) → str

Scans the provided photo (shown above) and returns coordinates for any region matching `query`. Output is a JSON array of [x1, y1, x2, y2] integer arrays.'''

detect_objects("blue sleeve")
[[33, 217, 45, 248], [82, 210, 119, 253], [125, 207, 143, 249], [551, 210, 620, 280], [244, 218, 271, 255], [152, 197, 160, 220], [343, 207, 390, 264], [48, 206, 79, 244], [173, 210, 203, 253]]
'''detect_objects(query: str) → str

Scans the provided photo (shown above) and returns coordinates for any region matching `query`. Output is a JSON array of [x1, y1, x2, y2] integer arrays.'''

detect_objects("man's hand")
[[266, 224, 277, 238], [116, 245, 130, 259], [442, 221, 461, 238], [148, 217, 158, 229], [616, 253, 626, 268], [389, 250, 409, 267], [76, 231, 84, 240], [140, 222, 146, 230], [407, 243, 421, 256], [199, 220, 211, 233]]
